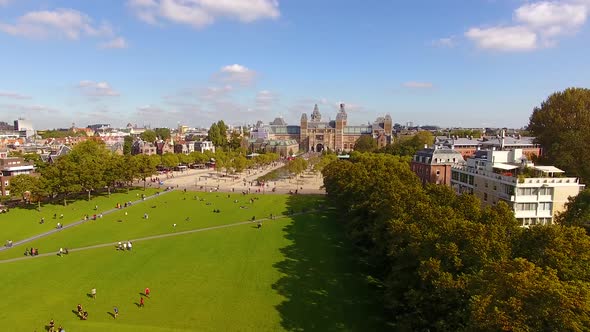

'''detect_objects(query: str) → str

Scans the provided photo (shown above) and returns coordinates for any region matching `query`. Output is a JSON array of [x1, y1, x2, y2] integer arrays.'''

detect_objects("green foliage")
[[154, 127, 171, 140], [354, 135, 378, 152], [528, 87, 590, 183], [6, 174, 41, 202], [378, 131, 434, 157], [322, 152, 590, 331], [207, 120, 229, 148], [557, 189, 590, 232], [123, 135, 133, 155], [39, 129, 87, 139], [140, 129, 157, 143], [228, 131, 243, 150]]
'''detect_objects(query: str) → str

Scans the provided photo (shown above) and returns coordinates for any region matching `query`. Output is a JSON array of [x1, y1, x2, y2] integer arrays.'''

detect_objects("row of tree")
[[322, 153, 590, 330], [7, 140, 280, 205]]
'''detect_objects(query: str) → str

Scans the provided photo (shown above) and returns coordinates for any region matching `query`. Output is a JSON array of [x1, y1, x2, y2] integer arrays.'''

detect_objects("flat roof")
[[533, 166, 564, 173], [493, 163, 519, 171]]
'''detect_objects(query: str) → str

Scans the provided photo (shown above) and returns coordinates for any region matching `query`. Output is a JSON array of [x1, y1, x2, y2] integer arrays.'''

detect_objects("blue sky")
[[0, 0, 589, 129]]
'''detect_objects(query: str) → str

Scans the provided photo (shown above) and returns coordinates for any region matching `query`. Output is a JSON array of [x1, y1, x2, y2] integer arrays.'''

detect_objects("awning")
[[492, 163, 519, 171], [533, 166, 564, 173]]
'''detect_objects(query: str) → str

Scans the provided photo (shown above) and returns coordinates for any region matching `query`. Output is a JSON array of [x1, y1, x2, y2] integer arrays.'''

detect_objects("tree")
[[528, 87, 590, 183], [123, 135, 133, 155], [467, 258, 590, 331], [161, 153, 179, 168], [67, 140, 109, 200], [154, 128, 171, 140], [354, 135, 378, 152], [6, 174, 40, 203], [228, 131, 242, 151], [140, 130, 157, 143], [207, 121, 228, 148], [556, 189, 590, 232]]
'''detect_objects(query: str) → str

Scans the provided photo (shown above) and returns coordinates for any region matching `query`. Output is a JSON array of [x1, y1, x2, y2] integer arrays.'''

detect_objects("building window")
[[539, 187, 553, 196], [485, 181, 488, 188], [484, 193, 488, 201], [516, 203, 537, 211], [436, 170, 440, 176], [539, 202, 552, 211]]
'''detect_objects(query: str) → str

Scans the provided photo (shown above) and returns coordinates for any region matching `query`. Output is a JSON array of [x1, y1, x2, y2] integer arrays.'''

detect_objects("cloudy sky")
[[0, 0, 589, 129]]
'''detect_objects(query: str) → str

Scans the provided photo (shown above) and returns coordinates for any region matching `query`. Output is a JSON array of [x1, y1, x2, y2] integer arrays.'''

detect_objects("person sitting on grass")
[[77, 304, 83, 315], [24, 248, 29, 256], [48, 319, 55, 332]]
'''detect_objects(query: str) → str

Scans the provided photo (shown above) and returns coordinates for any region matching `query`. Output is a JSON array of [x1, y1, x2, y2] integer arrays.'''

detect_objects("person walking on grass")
[[91, 288, 96, 299], [145, 287, 150, 298], [113, 306, 119, 319], [139, 296, 144, 308]]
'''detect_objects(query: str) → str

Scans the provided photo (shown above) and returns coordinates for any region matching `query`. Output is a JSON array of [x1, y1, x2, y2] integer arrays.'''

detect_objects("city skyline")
[[0, 0, 589, 129]]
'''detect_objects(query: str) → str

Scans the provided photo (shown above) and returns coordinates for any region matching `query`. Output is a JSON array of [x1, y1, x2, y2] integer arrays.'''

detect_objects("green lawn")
[[0, 188, 158, 245], [0, 192, 391, 331]]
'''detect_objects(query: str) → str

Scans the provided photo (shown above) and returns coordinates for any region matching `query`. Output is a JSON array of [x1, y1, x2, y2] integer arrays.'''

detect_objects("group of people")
[[76, 303, 89, 320], [24, 248, 39, 256], [5, 240, 12, 247], [116, 201, 133, 209], [116, 241, 133, 251], [47, 319, 65, 332], [57, 248, 69, 256]]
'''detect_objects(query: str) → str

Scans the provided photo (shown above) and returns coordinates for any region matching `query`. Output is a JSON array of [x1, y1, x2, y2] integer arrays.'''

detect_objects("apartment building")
[[451, 149, 584, 227]]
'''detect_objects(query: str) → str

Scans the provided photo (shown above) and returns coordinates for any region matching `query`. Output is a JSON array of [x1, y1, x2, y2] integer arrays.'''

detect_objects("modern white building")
[[194, 141, 215, 153], [451, 149, 585, 227], [13, 118, 34, 138]]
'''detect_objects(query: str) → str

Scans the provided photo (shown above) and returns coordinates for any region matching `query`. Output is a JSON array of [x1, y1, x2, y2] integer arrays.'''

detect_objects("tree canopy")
[[322, 152, 590, 330], [353, 135, 378, 152], [207, 120, 229, 148], [528, 87, 590, 183], [140, 130, 157, 143]]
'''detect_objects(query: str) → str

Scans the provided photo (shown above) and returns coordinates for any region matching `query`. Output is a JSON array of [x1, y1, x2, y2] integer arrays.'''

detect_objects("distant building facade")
[[451, 149, 584, 227], [411, 147, 465, 186], [194, 141, 216, 153], [255, 104, 393, 152]]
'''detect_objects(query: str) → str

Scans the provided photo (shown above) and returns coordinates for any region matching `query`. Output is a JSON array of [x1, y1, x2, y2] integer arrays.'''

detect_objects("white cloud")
[[0, 9, 113, 40], [465, 0, 589, 51], [128, 0, 280, 28], [515, 1, 587, 35], [0, 91, 31, 99], [216, 64, 256, 86], [402, 81, 434, 89], [99, 37, 128, 49], [78, 80, 120, 97], [466, 26, 537, 51], [431, 37, 456, 48]]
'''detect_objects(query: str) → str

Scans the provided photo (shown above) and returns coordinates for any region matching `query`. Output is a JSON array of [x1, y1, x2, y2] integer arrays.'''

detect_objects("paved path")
[[0, 190, 173, 253], [0, 211, 311, 264]]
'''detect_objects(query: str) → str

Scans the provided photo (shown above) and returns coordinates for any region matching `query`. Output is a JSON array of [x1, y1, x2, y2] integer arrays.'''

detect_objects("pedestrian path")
[[0, 211, 314, 264], [0, 190, 173, 253]]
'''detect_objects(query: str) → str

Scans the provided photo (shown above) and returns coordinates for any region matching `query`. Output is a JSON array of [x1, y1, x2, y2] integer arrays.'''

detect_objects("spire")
[[311, 104, 322, 122]]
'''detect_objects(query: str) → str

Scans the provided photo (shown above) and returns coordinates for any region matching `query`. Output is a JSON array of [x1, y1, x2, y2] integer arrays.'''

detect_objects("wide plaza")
[[0, 189, 390, 331]]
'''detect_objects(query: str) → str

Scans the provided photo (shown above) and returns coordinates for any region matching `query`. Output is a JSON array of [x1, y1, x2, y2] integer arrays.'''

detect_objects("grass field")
[[0, 188, 158, 245], [0, 191, 391, 331]]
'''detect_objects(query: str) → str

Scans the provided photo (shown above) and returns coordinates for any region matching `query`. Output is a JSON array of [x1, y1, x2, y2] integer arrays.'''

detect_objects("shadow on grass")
[[107, 312, 115, 319], [86, 293, 94, 299], [271, 195, 393, 332]]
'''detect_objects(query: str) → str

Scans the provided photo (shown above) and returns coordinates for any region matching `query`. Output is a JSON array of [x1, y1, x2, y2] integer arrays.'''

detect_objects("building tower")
[[300, 112, 309, 151], [310, 104, 322, 122], [384, 114, 393, 136], [335, 103, 347, 151]]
